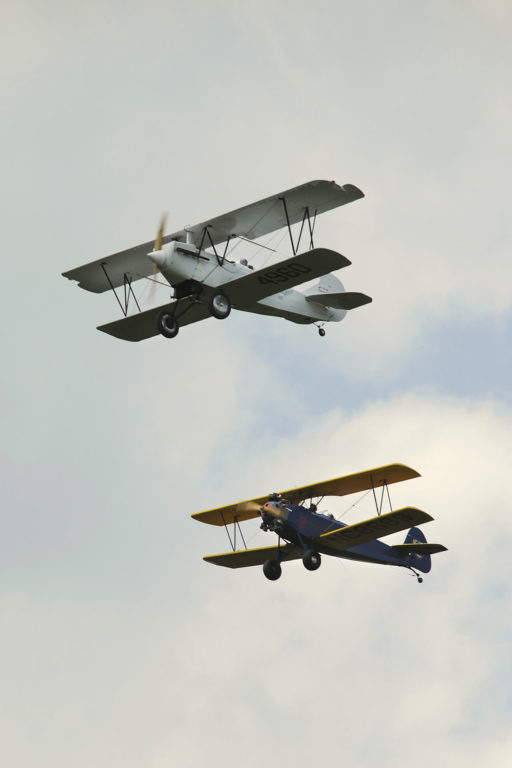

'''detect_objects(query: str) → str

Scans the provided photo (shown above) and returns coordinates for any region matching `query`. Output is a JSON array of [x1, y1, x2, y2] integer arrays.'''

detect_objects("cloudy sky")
[[2, 1, 512, 765]]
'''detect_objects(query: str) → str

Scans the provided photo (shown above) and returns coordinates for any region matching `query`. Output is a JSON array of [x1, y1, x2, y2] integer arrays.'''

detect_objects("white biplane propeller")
[[146, 213, 167, 300], [62, 179, 372, 341]]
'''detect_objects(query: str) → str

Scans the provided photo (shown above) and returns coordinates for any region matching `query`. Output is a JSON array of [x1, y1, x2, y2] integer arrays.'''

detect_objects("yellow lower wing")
[[318, 507, 433, 552], [204, 544, 302, 569]]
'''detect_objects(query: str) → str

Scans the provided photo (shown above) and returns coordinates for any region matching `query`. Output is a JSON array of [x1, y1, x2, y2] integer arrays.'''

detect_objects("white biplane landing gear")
[[208, 291, 231, 320], [317, 324, 326, 337], [157, 310, 179, 338]]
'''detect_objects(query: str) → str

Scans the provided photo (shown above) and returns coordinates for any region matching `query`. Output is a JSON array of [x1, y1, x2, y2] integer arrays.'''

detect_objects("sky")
[[1, 1, 512, 766]]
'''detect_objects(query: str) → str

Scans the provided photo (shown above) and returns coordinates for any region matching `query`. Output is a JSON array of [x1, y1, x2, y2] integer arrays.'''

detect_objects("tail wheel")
[[303, 549, 321, 571], [157, 311, 179, 338], [263, 559, 282, 581], [209, 292, 231, 320]]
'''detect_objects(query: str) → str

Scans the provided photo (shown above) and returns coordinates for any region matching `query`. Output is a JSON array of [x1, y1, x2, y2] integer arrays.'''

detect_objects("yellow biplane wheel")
[[263, 559, 282, 581], [303, 549, 321, 571]]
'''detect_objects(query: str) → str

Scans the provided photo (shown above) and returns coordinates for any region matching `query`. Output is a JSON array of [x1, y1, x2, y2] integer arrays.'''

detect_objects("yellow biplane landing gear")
[[408, 567, 423, 584], [303, 549, 321, 571], [263, 559, 282, 581]]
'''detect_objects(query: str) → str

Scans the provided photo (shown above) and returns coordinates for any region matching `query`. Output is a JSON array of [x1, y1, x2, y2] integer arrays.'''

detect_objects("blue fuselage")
[[261, 501, 430, 573]]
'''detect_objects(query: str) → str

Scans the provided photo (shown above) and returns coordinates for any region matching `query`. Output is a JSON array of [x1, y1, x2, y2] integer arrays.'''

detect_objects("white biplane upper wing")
[[184, 179, 363, 248], [62, 180, 363, 293]]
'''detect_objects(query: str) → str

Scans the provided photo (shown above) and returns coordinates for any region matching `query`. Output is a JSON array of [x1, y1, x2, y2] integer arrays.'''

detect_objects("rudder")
[[402, 526, 431, 573]]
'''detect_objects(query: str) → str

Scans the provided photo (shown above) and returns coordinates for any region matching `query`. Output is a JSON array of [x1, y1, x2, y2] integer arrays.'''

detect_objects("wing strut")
[[370, 473, 394, 516], [279, 196, 317, 255], [196, 226, 235, 267], [220, 511, 248, 552], [101, 262, 142, 316]]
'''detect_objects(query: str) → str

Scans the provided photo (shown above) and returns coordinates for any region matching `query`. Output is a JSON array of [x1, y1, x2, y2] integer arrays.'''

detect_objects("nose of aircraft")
[[149, 248, 166, 269], [262, 501, 280, 517]]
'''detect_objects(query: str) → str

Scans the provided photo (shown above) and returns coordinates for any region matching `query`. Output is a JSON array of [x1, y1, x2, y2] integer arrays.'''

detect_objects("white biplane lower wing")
[[98, 300, 211, 341], [62, 180, 363, 293], [97, 248, 350, 341]]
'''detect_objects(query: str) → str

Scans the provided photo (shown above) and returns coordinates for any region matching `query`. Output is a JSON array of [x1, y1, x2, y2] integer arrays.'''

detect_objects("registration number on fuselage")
[[257, 263, 312, 286]]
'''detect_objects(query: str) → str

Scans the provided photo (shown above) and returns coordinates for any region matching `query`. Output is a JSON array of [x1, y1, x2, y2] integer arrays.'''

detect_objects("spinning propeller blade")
[[148, 213, 167, 301], [154, 213, 167, 252], [236, 501, 264, 516]]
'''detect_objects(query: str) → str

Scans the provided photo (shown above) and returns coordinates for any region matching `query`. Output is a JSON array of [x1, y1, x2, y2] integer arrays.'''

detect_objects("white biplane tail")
[[304, 273, 372, 312]]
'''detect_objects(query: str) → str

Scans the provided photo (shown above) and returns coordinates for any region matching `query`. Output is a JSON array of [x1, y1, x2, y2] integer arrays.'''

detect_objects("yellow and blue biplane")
[[193, 464, 446, 583]]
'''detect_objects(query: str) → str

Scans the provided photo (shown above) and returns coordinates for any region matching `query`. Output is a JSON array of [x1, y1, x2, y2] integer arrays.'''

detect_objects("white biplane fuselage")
[[153, 241, 347, 325]]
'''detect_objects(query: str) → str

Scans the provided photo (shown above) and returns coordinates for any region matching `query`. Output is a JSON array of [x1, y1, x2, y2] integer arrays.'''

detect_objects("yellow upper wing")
[[192, 463, 420, 526]]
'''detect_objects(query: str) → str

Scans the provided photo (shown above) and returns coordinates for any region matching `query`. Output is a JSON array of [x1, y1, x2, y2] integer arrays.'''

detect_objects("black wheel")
[[263, 559, 282, 581], [318, 327, 326, 337], [209, 292, 231, 319], [418, 577, 423, 584], [303, 549, 321, 571], [157, 311, 179, 338]]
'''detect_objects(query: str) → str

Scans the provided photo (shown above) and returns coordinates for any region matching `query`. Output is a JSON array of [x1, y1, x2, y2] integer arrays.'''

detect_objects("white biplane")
[[62, 180, 371, 340]]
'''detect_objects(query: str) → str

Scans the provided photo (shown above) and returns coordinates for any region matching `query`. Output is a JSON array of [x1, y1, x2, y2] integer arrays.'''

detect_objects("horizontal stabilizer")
[[192, 463, 421, 526], [318, 507, 432, 552], [98, 300, 211, 341], [306, 291, 372, 310], [204, 544, 302, 569], [391, 543, 447, 555]]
